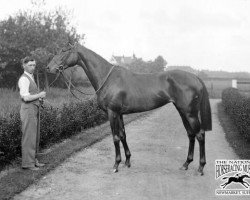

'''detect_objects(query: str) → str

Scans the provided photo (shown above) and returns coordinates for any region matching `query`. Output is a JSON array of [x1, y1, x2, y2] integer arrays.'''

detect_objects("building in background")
[[110, 54, 137, 67]]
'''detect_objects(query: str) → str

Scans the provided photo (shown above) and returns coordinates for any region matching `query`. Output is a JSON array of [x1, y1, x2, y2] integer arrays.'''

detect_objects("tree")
[[31, 48, 52, 90], [197, 70, 209, 79], [0, 1, 84, 88], [126, 55, 167, 73], [152, 56, 167, 72]]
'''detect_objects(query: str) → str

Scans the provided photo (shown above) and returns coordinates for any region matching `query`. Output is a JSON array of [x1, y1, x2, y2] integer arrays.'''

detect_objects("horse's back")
[[167, 70, 203, 89], [99, 68, 204, 114], [101, 67, 173, 113]]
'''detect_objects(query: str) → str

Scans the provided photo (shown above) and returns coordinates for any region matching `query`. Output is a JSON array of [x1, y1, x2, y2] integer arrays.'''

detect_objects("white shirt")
[[18, 71, 35, 98]]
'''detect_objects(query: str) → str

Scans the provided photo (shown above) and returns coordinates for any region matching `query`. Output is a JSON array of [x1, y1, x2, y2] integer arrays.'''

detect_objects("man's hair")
[[21, 56, 35, 65]]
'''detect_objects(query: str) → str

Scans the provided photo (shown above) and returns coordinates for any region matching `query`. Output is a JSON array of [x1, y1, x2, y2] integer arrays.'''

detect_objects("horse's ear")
[[67, 35, 75, 47], [69, 42, 74, 48]]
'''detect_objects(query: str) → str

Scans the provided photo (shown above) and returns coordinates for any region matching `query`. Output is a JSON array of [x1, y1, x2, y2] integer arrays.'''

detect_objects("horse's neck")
[[77, 45, 113, 91]]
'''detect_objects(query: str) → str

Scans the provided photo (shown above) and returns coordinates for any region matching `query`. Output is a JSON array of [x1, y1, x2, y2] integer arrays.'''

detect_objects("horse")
[[47, 42, 212, 175], [221, 174, 250, 188]]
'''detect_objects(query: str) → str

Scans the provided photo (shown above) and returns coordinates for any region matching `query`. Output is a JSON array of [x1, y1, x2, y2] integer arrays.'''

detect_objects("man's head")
[[22, 56, 36, 74]]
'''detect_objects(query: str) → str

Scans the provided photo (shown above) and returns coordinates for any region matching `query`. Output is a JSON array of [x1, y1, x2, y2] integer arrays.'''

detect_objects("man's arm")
[[18, 77, 46, 102], [22, 93, 46, 102]]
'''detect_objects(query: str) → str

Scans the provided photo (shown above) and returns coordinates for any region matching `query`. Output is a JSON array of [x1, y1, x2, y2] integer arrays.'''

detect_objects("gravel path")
[[14, 100, 248, 200]]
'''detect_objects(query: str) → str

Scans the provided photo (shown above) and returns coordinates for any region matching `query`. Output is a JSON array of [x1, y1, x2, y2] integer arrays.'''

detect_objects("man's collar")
[[24, 71, 34, 80]]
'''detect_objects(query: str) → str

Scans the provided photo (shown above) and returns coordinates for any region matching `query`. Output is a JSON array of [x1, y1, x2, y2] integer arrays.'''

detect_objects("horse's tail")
[[222, 177, 229, 180], [197, 77, 212, 131]]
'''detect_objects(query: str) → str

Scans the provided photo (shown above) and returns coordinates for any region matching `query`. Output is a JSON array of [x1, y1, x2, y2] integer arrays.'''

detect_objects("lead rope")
[[60, 71, 95, 96], [36, 71, 42, 155], [48, 72, 61, 88]]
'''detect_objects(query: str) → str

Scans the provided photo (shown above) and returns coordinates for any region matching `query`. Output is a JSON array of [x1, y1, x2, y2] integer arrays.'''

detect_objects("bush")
[[0, 111, 22, 163], [0, 97, 107, 166], [222, 88, 250, 140]]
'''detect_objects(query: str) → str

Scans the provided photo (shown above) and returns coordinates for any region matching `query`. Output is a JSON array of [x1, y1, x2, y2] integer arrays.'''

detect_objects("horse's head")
[[244, 174, 250, 178], [47, 43, 79, 73]]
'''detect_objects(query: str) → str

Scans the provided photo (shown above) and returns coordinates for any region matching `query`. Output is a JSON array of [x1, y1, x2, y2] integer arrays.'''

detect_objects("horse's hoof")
[[180, 165, 188, 170], [125, 161, 131, 168], [113, 168, 118, 173], [198, 168, 204, 176]]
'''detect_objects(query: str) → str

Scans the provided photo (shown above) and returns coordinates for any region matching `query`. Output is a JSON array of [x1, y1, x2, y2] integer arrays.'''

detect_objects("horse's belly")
[[123, 91, 170, 113]]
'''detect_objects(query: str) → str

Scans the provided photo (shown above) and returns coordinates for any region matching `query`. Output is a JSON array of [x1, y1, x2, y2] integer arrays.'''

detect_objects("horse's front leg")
[[119, 115, 131, 168], [245, 181, 250, 187], [241, 182, 249, 188], [108, 109, 122, 173]]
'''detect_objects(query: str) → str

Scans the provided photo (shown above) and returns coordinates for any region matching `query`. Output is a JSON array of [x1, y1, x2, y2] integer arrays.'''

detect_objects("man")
[[18, 56, 46, 170]]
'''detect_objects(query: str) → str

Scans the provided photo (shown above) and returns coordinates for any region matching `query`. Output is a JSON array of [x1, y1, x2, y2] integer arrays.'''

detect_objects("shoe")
[[35, 162, 45, 167], [22, 166, 40, 171]]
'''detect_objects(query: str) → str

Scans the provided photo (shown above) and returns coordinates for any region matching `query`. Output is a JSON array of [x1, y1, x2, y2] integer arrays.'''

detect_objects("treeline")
[[125, 56, 167, 73], [0, 2, 84, 89], [166, 66, 250, 80]]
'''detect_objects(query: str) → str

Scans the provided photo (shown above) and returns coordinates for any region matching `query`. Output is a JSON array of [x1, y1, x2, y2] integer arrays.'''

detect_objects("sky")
[[1, 0, 250, 72]]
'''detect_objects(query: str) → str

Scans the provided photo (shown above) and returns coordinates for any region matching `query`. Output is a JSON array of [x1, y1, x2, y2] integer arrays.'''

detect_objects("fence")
[[232, 79, 250, 91], [202, 78, 250, 98]]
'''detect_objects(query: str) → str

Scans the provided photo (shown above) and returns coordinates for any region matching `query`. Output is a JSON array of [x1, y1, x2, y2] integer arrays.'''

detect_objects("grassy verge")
[[0, 111, 150, 200], [217, 102, 250, 159]]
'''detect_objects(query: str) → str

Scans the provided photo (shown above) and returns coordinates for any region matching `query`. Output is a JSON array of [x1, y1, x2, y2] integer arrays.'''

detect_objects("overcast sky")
[[1, 0, 250, 72]]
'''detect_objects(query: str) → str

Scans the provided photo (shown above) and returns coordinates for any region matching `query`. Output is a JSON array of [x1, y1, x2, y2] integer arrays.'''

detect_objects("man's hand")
[[22, 91, 47, 102], [39, 91, 46, 98]]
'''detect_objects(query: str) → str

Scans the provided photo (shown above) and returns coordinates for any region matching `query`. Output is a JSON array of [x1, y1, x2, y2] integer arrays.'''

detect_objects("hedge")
[[222, 88, 250, 140], [0, 97, 107, 166]]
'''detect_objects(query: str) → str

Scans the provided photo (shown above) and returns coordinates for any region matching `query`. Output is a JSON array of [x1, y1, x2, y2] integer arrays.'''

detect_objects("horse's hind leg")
[[241, 182, 249, 188], [119, 115, 131, 167], [175, 107, 195, 171], [182, 134, 195, 170], [186, 112, 206, 175], [108, 109, 122, 173], [176, 101, 206, 175], [196, 129, 206, 175]]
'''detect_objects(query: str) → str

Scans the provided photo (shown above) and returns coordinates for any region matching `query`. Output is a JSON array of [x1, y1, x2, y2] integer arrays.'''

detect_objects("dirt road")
[[14, 100, 248, 200]]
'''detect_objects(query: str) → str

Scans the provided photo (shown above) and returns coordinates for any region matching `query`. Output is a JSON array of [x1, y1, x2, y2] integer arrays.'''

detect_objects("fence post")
[[232, 79, 237, 88]]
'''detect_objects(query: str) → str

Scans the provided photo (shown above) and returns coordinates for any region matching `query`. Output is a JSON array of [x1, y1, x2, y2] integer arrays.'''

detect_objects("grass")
[[0, 86, 95, 116], [217, 102, 250, 159], [0, 110, 150, 200]]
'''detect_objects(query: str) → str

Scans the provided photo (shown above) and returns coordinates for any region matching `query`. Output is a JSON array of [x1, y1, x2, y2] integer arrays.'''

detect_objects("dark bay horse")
[[221, 174, 250, 188], [47, 43, 212, 175]]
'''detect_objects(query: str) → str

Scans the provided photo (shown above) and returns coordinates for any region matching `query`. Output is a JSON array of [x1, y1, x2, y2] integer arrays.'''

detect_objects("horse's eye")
[[62, 46, 71, 52]]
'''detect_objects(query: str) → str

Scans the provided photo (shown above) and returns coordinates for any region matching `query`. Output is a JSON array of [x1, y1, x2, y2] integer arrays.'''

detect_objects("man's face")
[[23, 61, 36, 74]]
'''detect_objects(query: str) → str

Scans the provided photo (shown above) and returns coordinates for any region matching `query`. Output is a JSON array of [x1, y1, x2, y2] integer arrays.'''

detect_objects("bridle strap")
[[59, 65, 115, 98], [95, 65, 115, 94], [49, 44, 116, 99], [60, 70, 95, 96], [48, 70, 61, 88]]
